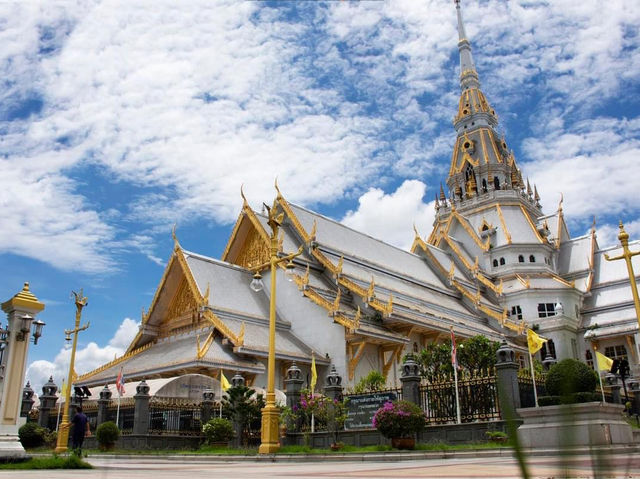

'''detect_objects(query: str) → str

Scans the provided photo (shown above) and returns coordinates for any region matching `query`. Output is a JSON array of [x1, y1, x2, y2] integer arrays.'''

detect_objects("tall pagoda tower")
[[425, 0, 583, 361]]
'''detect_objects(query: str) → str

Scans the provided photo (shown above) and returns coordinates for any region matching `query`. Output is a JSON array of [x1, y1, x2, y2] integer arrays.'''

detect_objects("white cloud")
[[1, 0, 639, 275], [522, 117, 640, 222], [594, 219, 640, 250], [26, 317, 139, 395], [341, 180, 435, 250]]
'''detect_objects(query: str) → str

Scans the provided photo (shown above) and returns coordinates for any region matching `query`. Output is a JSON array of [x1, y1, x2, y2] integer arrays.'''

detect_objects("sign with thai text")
[[344, 392, 397, 430]]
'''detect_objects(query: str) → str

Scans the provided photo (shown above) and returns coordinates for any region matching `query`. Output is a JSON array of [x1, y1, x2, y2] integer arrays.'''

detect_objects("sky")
[[0, 0, 639, 395]]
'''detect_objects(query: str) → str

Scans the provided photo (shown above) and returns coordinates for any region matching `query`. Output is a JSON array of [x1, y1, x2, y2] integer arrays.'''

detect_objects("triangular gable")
[[127, 245, 206, 353], [222, 197, 271, 269]]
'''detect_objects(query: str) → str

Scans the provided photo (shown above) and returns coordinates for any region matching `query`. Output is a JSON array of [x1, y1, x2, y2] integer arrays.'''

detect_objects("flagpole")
[[116, 393, 121, 427], [528, 349, 539, 408], [453, 364, 462, 424], [450, 327, 461, 424], [597, 369, 606, 403]]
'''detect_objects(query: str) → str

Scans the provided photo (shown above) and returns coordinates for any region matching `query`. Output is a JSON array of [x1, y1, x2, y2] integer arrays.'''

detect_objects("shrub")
[[203, 418, 234, 444], [545, 359, 597, 397], [485, 431, 508, 442], [353, 371, 386, 394], [538, 392, 601, 407], [18, 422, 45, 449], [95, 421, 120, 448], [373, 400, 425, 439]]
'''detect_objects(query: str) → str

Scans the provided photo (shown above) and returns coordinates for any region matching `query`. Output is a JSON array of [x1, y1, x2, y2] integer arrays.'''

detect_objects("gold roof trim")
[[495, 204, 512, 244], [450, 210, 490, 251], [202, 310, 244, 348], [78, 342, 153, 382], [519, 205, 545, 244]]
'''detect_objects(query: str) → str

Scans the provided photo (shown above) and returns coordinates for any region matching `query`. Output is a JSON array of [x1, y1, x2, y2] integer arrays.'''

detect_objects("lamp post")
[[605, 221, 640, 340], [250, 198, 302, 454], [54, 290, 90, 454]]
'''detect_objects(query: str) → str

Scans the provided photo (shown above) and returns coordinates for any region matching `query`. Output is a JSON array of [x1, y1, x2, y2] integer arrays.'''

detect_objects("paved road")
[[3, 453, 640, 478]]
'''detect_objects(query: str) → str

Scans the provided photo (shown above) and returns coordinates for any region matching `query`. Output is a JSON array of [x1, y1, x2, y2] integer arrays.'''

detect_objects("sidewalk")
[[45, 443, 639, 463]]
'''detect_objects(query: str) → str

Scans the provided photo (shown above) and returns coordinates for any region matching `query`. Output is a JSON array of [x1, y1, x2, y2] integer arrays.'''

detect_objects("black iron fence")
[[420, 372, 500, 424], [149, 398, 204, 436], [518, 371, 547, 408]]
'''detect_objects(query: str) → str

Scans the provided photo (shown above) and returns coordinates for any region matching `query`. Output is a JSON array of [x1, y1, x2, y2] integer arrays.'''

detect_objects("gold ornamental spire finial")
[[274, 177, 283, 199], [240, 184, 248, 207], [171, 224, 181, 250], [618, 221, 630, 244]]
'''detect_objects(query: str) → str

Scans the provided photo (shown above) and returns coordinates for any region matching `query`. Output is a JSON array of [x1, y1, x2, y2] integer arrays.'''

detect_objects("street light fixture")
[[55, 289, 90, 454], [250, 197, 302, 454]]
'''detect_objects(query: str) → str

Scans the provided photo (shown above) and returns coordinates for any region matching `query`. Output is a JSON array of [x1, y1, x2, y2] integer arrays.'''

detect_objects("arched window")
[[413, 342, 419, 353], [481, 179, 488, 193], [493, 176, 500, 190], [499, 257, 505, 266], [529, 255, 536, 263], [518, 255, 524, 263], [493, 259, 498, 268], [482, 224, 489, 231]]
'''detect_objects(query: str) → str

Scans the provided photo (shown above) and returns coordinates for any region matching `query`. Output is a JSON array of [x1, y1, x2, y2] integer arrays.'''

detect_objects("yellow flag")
[[220, 371, 230, 391], [595, 351, 614, 371], [60, 379, 67, 398], [527, 328, 547, 354], [310, 353, 317, 393]]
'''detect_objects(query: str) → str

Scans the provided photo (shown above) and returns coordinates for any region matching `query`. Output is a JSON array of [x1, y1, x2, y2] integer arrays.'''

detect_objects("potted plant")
[[95, 421, 120, 451], [373, 400, 425, 450]]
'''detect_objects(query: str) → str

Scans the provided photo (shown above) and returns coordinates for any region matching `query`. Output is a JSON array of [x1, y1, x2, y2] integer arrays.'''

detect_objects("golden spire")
[[172, 224, 181, 250]]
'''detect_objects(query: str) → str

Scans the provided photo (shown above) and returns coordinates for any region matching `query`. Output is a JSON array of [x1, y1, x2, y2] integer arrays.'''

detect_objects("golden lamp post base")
[[54, 422, 70, 454], [258, 404, 281, 454]]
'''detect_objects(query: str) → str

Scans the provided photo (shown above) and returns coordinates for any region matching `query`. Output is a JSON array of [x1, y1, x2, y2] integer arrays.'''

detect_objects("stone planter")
[[517, 402, 633, 448], [391, 437, 415, 450]]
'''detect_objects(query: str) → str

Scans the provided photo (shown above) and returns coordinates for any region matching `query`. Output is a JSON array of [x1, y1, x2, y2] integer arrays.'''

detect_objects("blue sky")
[[1, 0, 639, 393]]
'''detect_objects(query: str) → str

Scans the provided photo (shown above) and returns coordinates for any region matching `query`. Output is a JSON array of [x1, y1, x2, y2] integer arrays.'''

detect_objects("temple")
[[77, 1, 640, 394]]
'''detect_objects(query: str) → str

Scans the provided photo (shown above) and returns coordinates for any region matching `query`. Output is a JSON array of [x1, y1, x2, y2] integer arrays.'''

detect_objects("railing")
[[518, 370, 547, 408], [420, 372, 501, 423], [148, 398, 203, 436]]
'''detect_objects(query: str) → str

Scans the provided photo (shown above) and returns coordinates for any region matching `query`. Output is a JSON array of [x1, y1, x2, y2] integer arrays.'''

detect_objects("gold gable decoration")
[[167, 278, 199, 323], [236, 226, 270, 269]]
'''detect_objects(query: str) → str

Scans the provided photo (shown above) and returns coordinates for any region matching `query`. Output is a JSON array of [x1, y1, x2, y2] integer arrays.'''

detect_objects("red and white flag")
[[450, 327, 459, 369], [116, 367, 126, 396]]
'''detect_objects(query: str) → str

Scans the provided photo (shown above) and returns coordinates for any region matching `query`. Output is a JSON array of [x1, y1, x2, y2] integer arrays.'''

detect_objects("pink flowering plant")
[[372, 400, 425, 439]]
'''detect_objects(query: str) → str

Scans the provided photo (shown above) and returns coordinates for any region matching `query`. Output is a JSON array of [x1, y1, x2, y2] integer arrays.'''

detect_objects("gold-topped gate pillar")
[[0, 283, 45, 458]]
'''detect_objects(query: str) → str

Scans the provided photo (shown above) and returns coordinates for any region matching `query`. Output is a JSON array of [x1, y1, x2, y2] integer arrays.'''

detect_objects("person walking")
[[71, 406, 90, 456]]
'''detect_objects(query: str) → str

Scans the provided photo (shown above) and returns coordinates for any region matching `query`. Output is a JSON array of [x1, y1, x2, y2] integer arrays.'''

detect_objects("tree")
[[457, 335, 500, 373], [413, 335, 500, 381], [222, 385, 265, 447]]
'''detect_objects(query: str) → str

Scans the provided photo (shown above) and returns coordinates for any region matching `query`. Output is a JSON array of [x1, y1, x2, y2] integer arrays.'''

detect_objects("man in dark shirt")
[[71, 406, 89, 456]]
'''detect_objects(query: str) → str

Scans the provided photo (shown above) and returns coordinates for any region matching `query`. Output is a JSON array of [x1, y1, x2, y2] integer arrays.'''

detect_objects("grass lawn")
[[0, 455, 92, 470], [30, 441, 510, 457]]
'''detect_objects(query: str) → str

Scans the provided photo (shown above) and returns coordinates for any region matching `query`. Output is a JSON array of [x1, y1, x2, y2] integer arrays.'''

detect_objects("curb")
[[36, 444, 638, 463]]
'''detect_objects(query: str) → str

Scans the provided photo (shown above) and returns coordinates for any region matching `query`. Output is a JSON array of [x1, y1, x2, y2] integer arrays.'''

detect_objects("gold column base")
[[258, 404, 281, 454], [54, 422, 70, 454]]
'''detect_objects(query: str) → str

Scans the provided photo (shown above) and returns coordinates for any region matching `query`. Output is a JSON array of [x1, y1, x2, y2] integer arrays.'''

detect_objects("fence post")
[[97, 385, 112, 427], [400, 358, 421, 407], [201, 388, 215, 424], [285, 362, 303, 408], [324, 365, 343, 402], [21, 382, 35, 418], [37, 376, 58, 428], [133, 380, 150, 435], [495, 341, 521, 418]]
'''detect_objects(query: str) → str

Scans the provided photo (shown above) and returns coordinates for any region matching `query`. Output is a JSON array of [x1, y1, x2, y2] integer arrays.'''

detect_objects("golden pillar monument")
[[0, 283, 45, 458], [54, 290, 90, 454], [249, 196, 302, 454], [605, 221, 640, 340]]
